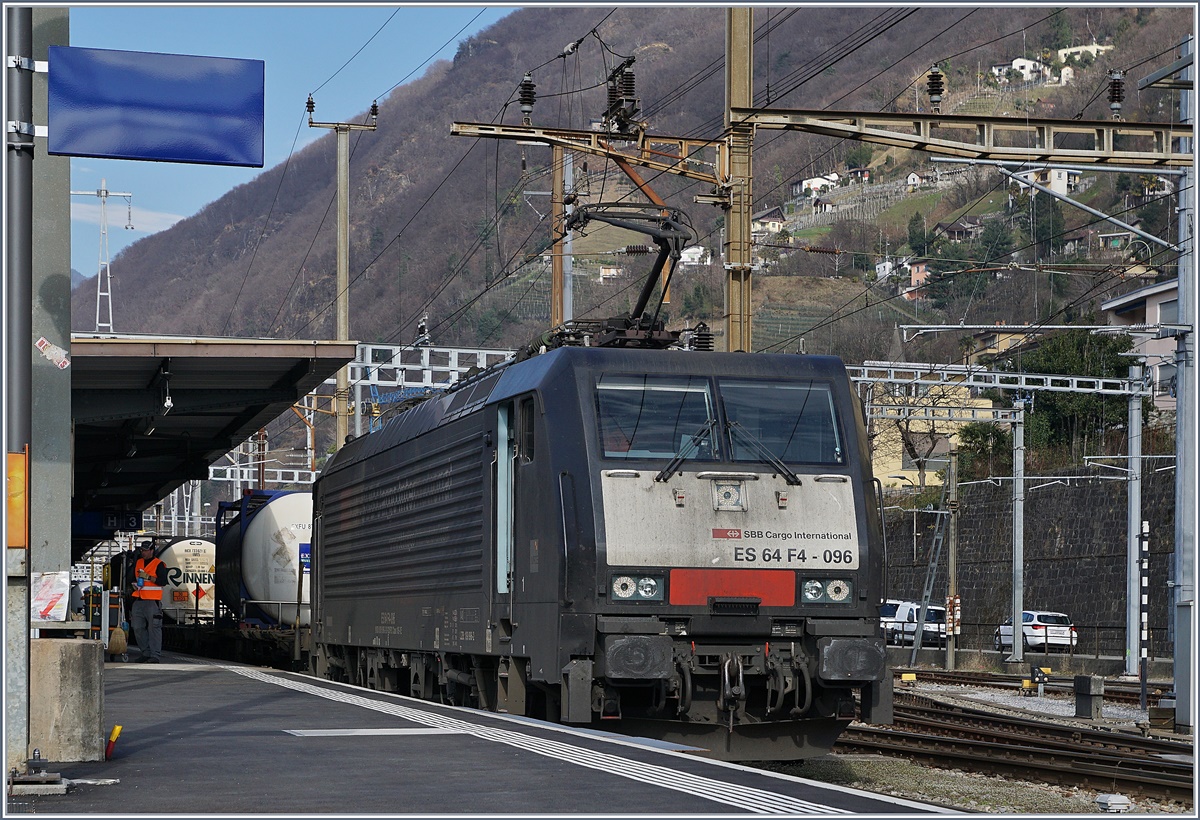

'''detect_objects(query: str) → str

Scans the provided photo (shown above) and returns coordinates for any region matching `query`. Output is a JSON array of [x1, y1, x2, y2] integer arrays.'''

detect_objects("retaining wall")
[[883, 467, 1176, 658]]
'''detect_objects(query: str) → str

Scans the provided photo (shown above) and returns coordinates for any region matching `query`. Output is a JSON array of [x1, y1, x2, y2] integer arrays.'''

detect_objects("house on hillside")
[[679, 246, 710, 266], [1101, 278, 1179, 412], [935, 217, 983, 243], [751, 206, 786, 235], [990, 57, 1050, 84], [1060, 228, 1095, 256], [964, 325, 1043, 366], [1097, 229, 1137, 251], [870, 381, 994, 487], [906, 172, 923, 191], [790, 173, 840, 197], [845, 168, 870, 184], [811, 197, 837, 214], [1057, 43, 1114, 64], [901, 261, 931, 301], [1009, 166, 1081, 197], [1011, 57, 1050, 82]]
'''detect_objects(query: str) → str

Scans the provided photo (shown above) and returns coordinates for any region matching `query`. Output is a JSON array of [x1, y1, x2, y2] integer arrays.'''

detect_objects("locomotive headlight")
[[610, 574, 665, 602], [612, 576, 637, 599], [826, 579, 851, 602], [801, 578, 854, 603]]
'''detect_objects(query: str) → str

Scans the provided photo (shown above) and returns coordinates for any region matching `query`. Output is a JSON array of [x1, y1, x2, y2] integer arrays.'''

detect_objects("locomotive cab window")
[[719, 379, 844, 465], [595, 374, 716, 460]]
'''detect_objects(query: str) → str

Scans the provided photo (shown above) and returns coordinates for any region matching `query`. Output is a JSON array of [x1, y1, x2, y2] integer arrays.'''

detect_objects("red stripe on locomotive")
[[668, 568, 795, 606]]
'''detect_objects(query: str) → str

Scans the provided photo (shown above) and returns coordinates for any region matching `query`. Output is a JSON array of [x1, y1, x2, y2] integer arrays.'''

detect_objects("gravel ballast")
[[755, 680, 1193, 814]]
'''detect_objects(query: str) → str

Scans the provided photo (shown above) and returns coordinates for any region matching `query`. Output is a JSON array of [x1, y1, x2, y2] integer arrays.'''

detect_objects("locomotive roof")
[[319, 347, 852, 480]]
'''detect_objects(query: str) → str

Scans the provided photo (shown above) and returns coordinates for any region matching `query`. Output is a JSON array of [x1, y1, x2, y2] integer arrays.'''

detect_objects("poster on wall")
[[31, 570, 71, 621]]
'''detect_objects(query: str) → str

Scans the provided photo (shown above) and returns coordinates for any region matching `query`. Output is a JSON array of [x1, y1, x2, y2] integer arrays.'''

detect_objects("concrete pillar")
[[29, 639, 104, 761], [1074, 674, 1104, 720]]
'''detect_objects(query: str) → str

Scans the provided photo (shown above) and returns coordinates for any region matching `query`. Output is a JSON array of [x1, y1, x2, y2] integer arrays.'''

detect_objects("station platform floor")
[[6, 651, 946, 817]]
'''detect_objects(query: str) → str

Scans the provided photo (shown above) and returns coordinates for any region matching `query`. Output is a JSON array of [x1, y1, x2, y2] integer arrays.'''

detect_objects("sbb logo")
[[712, 528, 742, 539]]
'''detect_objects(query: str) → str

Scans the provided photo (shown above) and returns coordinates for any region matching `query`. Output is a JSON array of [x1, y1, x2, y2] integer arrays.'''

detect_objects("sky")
[[65, 4, 514, 279]]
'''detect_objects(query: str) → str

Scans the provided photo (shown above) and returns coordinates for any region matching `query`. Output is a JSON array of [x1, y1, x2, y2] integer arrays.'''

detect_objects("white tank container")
[[230, 492, 312, 626], [158, 536, 216, 623]]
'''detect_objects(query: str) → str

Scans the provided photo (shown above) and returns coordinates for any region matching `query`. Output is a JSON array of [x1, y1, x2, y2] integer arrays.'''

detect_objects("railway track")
[[838, 691, 1193, 802], [894, 667, 1171, 706]]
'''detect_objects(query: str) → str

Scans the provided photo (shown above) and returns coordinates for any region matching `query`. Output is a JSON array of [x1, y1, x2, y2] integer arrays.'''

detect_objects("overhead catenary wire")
[[755, 179, 1189, 358], [258, 6, 1176, 449], [276, 9, 621, 377], [263, 12, 628, 444], [223, 8, 493, 336]]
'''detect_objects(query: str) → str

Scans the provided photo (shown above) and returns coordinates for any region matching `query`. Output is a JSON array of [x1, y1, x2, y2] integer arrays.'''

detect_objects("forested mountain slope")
[[70, 6, 1189, 360]]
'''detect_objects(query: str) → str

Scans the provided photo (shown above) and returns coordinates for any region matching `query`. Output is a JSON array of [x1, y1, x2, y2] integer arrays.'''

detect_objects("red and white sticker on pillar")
[[35, 336, 70, 369]]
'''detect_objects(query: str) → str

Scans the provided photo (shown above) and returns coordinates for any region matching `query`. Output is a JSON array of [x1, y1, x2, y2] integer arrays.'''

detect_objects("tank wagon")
[[311, 345, 892, 759], [214, 489, 312, 628], [103, 535, 217, 625], [159, 490, 312, 667], [158, 536, 217, 624]]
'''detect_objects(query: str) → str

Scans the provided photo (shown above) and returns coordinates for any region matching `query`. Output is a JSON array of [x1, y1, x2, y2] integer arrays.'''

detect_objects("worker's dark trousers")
[[131, 598, 163, 660]]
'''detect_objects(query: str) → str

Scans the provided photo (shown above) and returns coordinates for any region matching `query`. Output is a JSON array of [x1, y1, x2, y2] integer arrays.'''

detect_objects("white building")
[[1009, 166, 1081, 197], [1057, 43, 1114, 64], [1011, 57, 1050, 82], [791, 173, 840, 197], [991, 57, 1050, 83], [1101, 279, 1178, 412]]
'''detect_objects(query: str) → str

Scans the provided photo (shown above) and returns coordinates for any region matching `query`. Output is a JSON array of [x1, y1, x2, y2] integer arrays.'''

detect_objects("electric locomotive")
[[312, 344, 890, 759], [310, 205, 891, 760]]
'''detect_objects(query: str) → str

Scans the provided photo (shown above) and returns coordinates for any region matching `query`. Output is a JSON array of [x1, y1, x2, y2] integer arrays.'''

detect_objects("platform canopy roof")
[[70, 334, 355, 560]]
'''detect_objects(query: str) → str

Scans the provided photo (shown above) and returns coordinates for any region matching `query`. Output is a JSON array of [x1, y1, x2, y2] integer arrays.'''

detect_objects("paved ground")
[[6, 653, 946, 816]]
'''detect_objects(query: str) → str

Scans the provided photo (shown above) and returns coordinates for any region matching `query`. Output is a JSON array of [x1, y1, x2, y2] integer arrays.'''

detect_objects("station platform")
[[7, 652, 946, 816]]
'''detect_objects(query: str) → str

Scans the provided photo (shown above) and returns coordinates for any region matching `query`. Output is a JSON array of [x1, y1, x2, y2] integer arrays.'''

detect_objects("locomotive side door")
[[493, 402, 524, 713], [494, 403, 515, 625], [493, 395, 558, 717]]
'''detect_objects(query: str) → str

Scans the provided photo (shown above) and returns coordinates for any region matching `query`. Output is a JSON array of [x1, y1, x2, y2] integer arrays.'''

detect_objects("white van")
[[878, 599, 903, 641], [886, 600, 947, 646]]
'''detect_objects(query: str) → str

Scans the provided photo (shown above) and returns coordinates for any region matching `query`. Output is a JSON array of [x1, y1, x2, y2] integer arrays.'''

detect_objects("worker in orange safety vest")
[[128, 540, 168, 663]]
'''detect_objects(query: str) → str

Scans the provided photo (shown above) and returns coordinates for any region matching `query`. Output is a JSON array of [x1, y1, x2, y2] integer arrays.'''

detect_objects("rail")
[[842, 691, 1193, 802], [893, 668, 1174, 707]]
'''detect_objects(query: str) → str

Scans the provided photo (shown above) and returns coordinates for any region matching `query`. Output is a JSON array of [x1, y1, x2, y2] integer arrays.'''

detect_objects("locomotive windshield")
[[595, 374, 843, 466], [719, 379, 844, 465], [596, 374, 716, 460]]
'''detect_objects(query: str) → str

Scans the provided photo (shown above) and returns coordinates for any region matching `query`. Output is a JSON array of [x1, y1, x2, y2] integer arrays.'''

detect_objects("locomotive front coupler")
[[715, 653, 746, 714]]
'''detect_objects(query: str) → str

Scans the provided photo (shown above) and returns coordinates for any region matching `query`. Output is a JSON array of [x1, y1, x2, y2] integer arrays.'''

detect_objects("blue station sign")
[[47, 45, 264, 167]]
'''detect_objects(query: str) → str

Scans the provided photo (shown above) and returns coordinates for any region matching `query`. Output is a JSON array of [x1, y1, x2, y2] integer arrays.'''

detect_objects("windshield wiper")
[[654, 418, 717, 483], [726, 421, 802, 485]]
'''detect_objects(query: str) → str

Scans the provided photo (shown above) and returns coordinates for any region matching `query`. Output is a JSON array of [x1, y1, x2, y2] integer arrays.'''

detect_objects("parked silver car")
[[994, 610, 1078, 652]]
